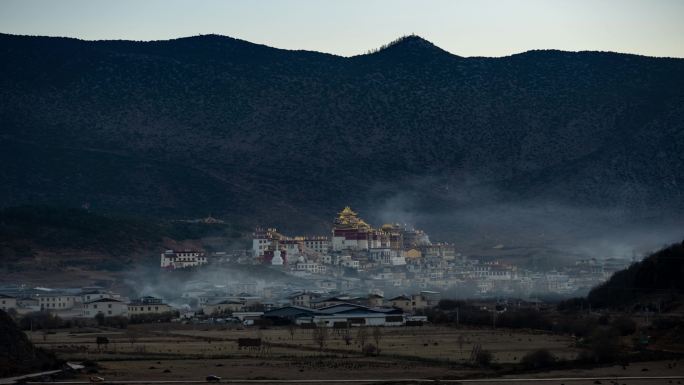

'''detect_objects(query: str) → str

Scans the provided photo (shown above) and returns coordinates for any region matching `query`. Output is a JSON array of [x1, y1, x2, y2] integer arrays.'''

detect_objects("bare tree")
[[372, 327, 383, 355], [356, 324, 368, 351], [126, 329, 139, 346], [96, 336, 109, 351], [312, 322, 328, 353], [343, 333, 352, 346], [287, 322, 297, 340]]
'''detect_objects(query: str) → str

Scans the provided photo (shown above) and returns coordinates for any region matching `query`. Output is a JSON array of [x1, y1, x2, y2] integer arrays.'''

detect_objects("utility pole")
[[456, 307, 459, 327]]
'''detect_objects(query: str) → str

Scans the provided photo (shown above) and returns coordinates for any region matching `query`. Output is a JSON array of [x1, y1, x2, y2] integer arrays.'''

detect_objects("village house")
[[311, 296, 352, 309], [16, 297, 39, 313], [202, 299, 245, 315], [82, 298, 128, 317], [301, 237, 330, 254], [292, 257, 327, 275], [160, 249, 208, 269], [388, 295, 412, 312], [263, 303, 405, 327], [297, 303, 405, 327], [316, 279, 337, 290], [280, 240, 301, 258], [81, 290, 118, 303], [288, 291, 318, 308], [339, 255, 360, 270], [38, 293, 79, 310], [0, 294, 17, 312], [388, 291, 440, 313], [263, 305, 319, 322], [127, 296, 173, 316], [367, 293, 384, 307]]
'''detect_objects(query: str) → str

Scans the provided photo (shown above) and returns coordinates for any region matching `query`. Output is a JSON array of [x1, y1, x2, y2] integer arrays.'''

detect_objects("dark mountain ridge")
[[587, 240, 684, 308], [1, 33, 683, 245], [0, 310, 61, 376]]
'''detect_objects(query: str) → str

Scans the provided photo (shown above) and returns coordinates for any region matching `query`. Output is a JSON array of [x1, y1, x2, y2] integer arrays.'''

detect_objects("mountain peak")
[[362, 34, 455, 59], [385, 34, 433, 48]]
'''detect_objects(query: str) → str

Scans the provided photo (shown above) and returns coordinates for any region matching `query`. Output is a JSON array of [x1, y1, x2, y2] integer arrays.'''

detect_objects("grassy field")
[[28, 324, 578, 361], [26, 324, 684, 384]]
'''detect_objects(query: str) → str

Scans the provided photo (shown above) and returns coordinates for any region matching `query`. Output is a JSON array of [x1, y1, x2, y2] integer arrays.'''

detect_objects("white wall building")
[[38, 294, 79, 310], [302, 238, 330, 254], [128, 296, 173, 316], [81, 291, 117, 303], [0, 294, 17, 312], [82, 298, 128, 317], [160, 250, 207, 269], [339, 256, 360, 270], [293, 258, 327, 275]]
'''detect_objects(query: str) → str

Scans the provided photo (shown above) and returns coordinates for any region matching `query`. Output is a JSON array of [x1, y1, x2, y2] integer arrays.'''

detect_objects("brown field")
[[27, 324, 684, 384]]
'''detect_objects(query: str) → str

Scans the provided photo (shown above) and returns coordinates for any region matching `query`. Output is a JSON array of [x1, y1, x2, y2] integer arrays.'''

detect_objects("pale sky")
[[1, 0, 683, 58]]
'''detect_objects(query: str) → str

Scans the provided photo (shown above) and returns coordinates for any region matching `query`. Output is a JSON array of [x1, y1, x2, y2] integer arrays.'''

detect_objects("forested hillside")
[[0, 310, 61, 376], [588, 240, 684, 307], [0, 206, 245, 270], [1, 33, 683, 240]]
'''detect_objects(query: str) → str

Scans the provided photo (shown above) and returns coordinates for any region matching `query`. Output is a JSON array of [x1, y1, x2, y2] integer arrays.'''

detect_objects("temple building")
[[332, 207, 380, 251], [252, 227, 330, 264], [160, 250, 207, 269], [250, 207, 430, 268]]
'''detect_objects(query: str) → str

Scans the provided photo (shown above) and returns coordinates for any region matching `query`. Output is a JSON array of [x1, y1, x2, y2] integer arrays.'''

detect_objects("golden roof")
[[335, 206, 376, 230], [339, 206, 357, 216]]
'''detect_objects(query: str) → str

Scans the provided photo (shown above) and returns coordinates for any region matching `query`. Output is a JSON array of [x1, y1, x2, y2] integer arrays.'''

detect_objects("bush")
[[612, 316, 637, 336], [581, 327, 622, 363], [129, 311, 178, 324], [557, 297, 590, 312], [362, 343, 377, 356], [497, 309, 553, 330], [18, 312, 65, 330], [553, 316, 598, 338], [437, 299, 463, 311], [104, 316, 128, 329], [94, 312, 105, 326], [521, 349, 556, 369], [475, 350, 493, 366]]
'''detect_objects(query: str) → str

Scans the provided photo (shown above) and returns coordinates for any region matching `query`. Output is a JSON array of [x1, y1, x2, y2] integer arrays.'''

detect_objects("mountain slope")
[[1, 33, 683, 240], [0, 206, 246, 271], [588, 240, 684, 308], [0, 310, 61, 376]]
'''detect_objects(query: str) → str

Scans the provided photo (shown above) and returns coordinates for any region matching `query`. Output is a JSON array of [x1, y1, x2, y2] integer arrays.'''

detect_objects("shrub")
[[437, 299, 463, 311], [18, 311, 65, 330], [497, 309, 553, 330], [104, 316, 128, 329], [612, 316, 637, 336], [362, 343, 377, 356], [557, 297, 590, 312], [521, 349, 556, 369], [553, 316, 598, 338], [475, 350, 493, 366], [581, 327, 622, 363]]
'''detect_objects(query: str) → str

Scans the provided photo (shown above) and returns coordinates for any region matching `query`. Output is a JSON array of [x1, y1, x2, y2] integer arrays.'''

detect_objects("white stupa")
[[271, 249, 284, 266]]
